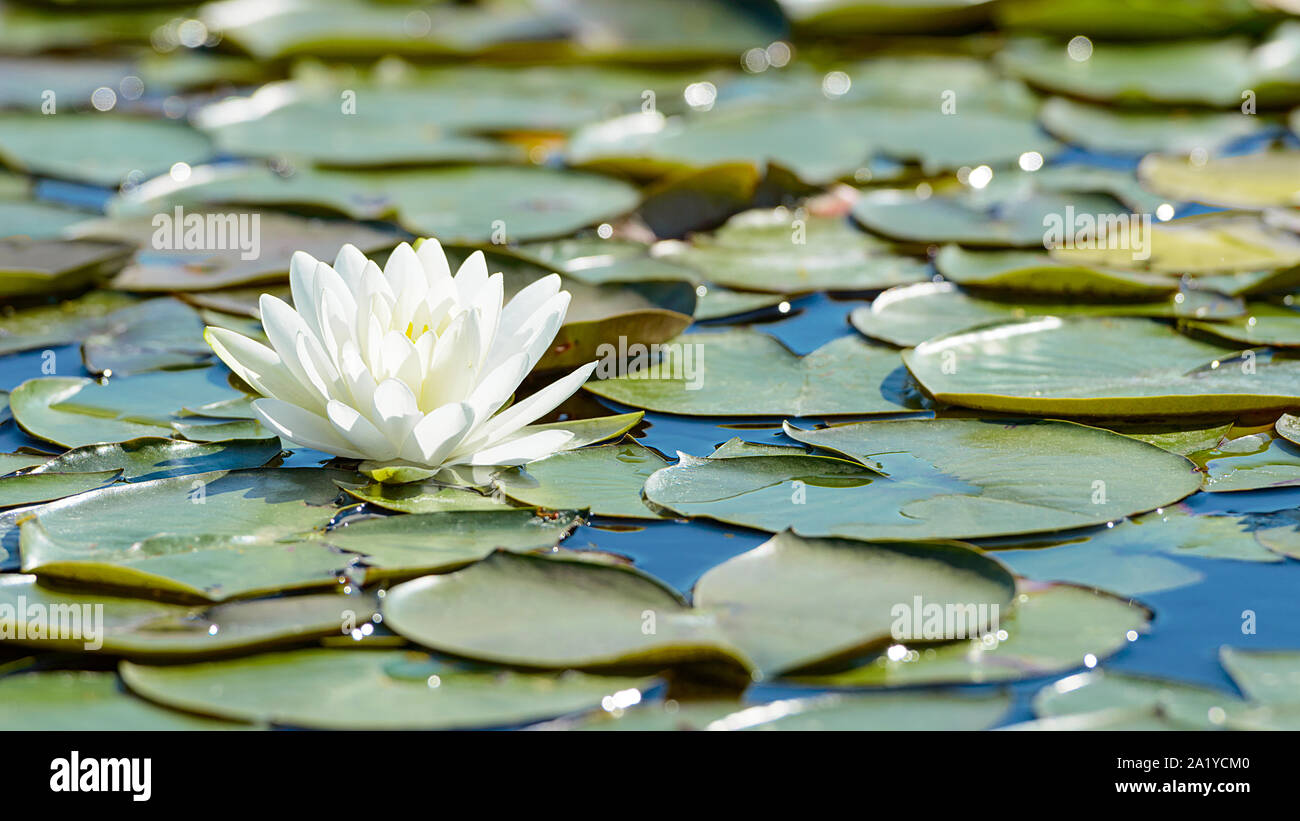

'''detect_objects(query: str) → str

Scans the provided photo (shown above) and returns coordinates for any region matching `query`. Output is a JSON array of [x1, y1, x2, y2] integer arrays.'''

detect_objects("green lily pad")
[[0, 4, 172, 54], [572, 100, 1057, 184], [778, 0, 996, 34], [585, 330, 912, 417], [0, 452, 49, 475], [80, 297, 212, 376], [72, 211, 402, 292], [852, 281, 1238, 348], [1219, 646, 1300, 704], [495, 439, 671, 519], [1139, 151, 1300, 210], [27, 437, 281, 482], [0, 237, 134, 298], [1000, 706, 1196, 731], [0, 113, 213, 188], [556, 689, 1012, 731], [112, 163, 641, 244], [694, 286, 788, 320], [1038, 96, 1268, 156], [120, 648, 653, 730], [0, 574, 373, 659], [999, 36, 1259, 107], [511, 237, 698, 286], [1116, 421, 1232, 456], [18, 468, 353, 601], [994, 0, 1270, 39], [1192, 431, 1300, 492], [992, 506, 1281, 597], [1276, 412, 1300, 445], [335, 479, 521, 515], [0, 671, 245, 730], [903, 316, 1300, 417], [852, 187, 1127, 248], [0, 290, 138, 356], [383, 530, 1014, 677], [1051, 212, 1300, 276], [797, 582, 1150, 686], [658, 209, 929, 294], [11, 367, 250, 448], [0, 199, 98, 240], [1188, 303, 1300, 347], [0, 469, 119, 509], [316, 509, 580, 582], [1032, 670, 1244, 730], [935, 246, 1180, 299], [644, 418, 1200, 541]]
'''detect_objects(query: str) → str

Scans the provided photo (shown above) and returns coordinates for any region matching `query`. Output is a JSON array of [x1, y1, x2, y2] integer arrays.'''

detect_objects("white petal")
[[288, 251, 324, 338], [415, 238, 453, 293], [333, 244, 369, 295], [372, 378, 421, 447], [421, 310, 481, 409], [326, 399, 396, 460], [409, 402, 473, 465], [463, 429, 575, 466], [471, 361, 597, 448], [253, 398, 367, 459], [204, 327, 319, 410], [453, 250, 489, 304], [258, 294, 329, 407], [464, 351, 529, 421]]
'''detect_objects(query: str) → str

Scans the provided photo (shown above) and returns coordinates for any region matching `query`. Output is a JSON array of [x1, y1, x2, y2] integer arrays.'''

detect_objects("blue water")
[[10, 140, 1300, 729]]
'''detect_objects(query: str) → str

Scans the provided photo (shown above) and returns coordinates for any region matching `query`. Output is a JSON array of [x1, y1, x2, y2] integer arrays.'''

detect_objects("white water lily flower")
[[204, 239, 597, 481]]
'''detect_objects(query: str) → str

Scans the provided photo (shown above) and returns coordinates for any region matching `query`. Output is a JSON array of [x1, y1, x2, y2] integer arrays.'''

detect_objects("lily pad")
[[18, 468, 352, 601], [1186, 303, 1300, 347], [27, 437, 281, 482], [511, 237, 698, 286], [1032, 670, 1244, 730], [335, 479, 521, 515], [0, 237, 134, 298], [643, 418, 1200, 541], [1139, 151, 1300, 210], [1038, 96, 1268, 156], [994, 0, 1270, 39], [852, 187, 1127, 248], [73, 211, 402, 292], [316, 509, 580, 582], [0, 671, 244, 730], [992, 506, 1280, 597], [0, 113, 213, 187], [112, 163, 642, 244], [0, 574, 373, 659], [1051, 212, 1300, 276], [382, 530, 1014, 677], [556, 689, 1012, 731], [494, 439, 671, 519], [80, 298, 212, 376], [0, 469, 119, 509], [797, 582, 1150, 686], [585, 330, 912, 417], [10, 367, 250, 448], [0, 199, 98, 240], [1219, 646, 1300, 704], [1193, 431, 1300, 492], [658, 209, 929, 294], [935, 246, 1179, 299], [903, 316, 1300, 416], [999, 36, 1260, 107], [120, 648, 653, 730], [0, 290, 137, 356], [852, 280, 1238, 348]]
